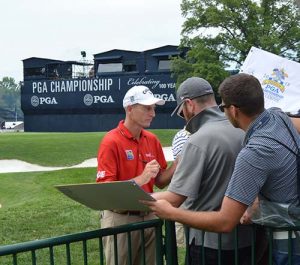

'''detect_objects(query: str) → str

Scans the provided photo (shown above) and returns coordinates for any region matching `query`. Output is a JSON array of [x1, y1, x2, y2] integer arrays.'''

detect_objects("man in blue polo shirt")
[[143, 73, 300, 265]]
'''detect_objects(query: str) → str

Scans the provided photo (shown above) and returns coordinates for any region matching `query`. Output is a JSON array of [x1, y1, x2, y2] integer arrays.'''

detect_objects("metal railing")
[[182, 225, 300, 265], [0, 219, 164, 265], [1, 220, 299, 265]]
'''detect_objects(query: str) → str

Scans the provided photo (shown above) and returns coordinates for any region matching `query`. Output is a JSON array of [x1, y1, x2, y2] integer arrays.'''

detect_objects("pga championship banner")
[[240, 46, 300, 115]]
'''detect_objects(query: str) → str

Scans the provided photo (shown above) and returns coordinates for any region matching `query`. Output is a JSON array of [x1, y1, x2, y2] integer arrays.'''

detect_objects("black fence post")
[[164, 220, 178, 265]]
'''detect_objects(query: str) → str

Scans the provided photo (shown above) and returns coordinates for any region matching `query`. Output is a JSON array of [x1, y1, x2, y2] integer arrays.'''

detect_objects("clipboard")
[[55, 180, 155, 211]]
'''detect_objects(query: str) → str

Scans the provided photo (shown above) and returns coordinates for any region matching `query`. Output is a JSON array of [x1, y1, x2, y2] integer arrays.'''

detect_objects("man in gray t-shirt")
[[152, 77, 252, 265]]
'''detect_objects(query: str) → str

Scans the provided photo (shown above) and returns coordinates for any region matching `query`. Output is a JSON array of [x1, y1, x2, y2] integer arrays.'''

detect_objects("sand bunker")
[[0, 147, 173, 173]]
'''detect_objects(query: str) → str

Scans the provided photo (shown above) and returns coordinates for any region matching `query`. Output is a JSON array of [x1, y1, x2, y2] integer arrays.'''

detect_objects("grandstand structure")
[[21, 45, 187, 132]]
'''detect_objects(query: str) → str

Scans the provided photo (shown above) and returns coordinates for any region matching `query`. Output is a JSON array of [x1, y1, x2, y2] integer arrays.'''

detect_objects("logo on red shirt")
[[125, 150, 134, 160], [97, 171, 106, 180]]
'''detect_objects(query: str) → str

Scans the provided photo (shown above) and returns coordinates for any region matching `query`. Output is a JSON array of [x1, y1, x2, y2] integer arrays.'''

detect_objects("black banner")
[[21, 74, 177, 113]]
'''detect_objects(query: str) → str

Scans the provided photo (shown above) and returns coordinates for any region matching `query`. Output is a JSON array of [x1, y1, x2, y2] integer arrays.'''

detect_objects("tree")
[[0, 77, 23, 121], [172, 0, 300, 92]]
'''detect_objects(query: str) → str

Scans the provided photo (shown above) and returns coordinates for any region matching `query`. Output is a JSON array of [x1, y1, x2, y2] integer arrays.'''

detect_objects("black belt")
[[110, 210, 149, 216]]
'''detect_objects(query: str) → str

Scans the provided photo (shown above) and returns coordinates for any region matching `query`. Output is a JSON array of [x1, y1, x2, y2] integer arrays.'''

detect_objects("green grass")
[[0, 130, 184, 264], [0, 168, 101, 264], [0, 168, 98, 245], [0, 130, 177, 166], [0, 132, 103, 166]]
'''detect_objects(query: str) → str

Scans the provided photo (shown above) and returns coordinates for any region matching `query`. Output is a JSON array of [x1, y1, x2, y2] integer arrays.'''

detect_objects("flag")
[[240, 46, 300, 115]]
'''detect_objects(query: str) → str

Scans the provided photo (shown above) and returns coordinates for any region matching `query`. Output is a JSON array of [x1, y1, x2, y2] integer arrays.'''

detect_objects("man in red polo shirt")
[[97, 85, 176, 265]]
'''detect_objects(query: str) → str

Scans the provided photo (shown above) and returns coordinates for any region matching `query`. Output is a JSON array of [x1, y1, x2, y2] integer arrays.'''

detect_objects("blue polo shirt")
[[226, 108, 300, 206]]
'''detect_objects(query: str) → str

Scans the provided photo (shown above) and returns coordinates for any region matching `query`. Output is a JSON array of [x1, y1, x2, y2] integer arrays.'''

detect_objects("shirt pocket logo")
[[125, 150, 134, 160]]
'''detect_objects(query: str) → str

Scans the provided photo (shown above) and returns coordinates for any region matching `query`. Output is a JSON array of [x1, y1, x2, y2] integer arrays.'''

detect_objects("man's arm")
[[240, 197, 259, 224], [291, 117, 300, 133], [155, 158, 178, 189], [142, 196, 247, 233], [152, 190, 186, 208]]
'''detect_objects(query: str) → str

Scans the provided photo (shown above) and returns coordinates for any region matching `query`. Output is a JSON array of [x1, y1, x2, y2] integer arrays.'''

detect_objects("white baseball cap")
[[123, 85, 165, 108]]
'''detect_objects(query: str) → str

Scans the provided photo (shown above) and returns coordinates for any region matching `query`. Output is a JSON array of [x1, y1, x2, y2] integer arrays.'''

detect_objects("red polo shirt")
[[96, 120, 167, 193]]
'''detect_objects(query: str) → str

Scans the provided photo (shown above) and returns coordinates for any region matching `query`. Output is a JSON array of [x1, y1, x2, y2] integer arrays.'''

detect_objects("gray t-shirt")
[[168, 107, 252, 249]]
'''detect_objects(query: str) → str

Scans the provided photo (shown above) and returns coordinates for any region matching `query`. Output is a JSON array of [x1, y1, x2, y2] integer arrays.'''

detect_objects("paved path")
[[0, 147, 173, 173]]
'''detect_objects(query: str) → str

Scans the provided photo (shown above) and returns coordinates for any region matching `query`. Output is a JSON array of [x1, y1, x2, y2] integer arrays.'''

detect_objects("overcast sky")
[[0, 0, 184, 82]]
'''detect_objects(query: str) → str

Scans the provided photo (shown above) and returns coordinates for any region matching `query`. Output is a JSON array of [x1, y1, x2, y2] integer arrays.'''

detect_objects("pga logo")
[[154, 93, 176, 102], [83, 94, 114, 106], [31, 96, 58, 107]]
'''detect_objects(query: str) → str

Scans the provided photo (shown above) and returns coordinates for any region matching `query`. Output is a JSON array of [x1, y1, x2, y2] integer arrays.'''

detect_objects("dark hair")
[[218, 73, 264, 116]]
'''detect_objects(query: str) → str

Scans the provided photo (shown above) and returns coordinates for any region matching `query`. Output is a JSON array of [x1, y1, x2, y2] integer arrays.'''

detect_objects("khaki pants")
[[101, 210, 157, 265], [175, 222, 186, 247]]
